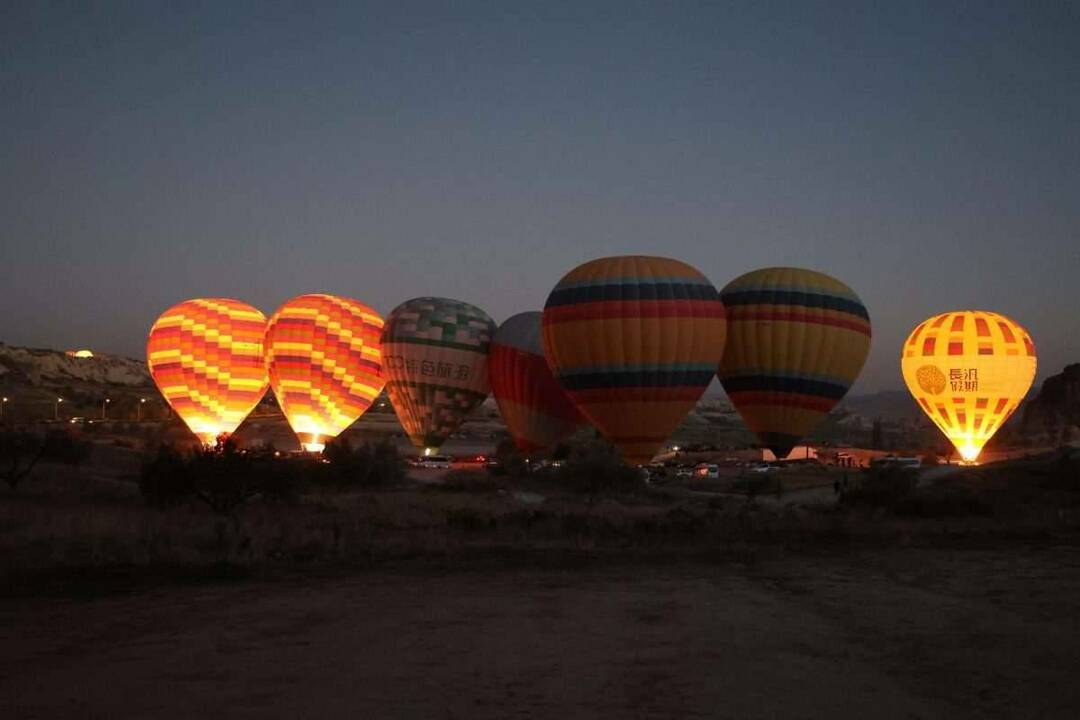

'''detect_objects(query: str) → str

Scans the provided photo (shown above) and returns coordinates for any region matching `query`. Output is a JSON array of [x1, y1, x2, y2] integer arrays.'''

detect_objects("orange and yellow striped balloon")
[[542, 256, 727, 465], [265, 294, 386, 452], [901, 311, 1036, 463], [147, 298, 269, 445]]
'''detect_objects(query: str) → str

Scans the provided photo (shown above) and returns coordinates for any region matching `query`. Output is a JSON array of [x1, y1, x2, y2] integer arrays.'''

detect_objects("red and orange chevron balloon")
[[147, 298, 269, 445], [265, 294, 386, 452]]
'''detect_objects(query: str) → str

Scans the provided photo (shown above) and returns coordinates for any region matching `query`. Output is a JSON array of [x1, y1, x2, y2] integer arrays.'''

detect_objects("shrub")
[[840, 465, 918, 509], [41, 430, 92, 466], [139, 443, 196, 507], [0, 430, 45, 490], [321, 437, 405, 488], [551, 440, 644, 502]]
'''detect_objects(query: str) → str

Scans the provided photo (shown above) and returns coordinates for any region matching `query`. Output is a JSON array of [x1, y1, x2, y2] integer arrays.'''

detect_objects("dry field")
[[3, 548, 1080, 719]]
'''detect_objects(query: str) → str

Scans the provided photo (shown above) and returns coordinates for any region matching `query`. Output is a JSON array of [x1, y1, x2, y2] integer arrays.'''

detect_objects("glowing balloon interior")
[[902, 311, 1036, 463], [146, 298, 269, 445], [718, 267, 871, 460], [264, 294, 386, 452]]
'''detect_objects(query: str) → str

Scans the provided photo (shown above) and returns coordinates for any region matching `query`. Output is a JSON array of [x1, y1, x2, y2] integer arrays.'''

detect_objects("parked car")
[[694, 463, 720, 480], [675, 466, 694, 479], [418, 454, 452, 469]]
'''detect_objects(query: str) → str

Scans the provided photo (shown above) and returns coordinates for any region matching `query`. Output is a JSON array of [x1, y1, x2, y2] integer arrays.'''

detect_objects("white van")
[[418, 454, 452, 469]]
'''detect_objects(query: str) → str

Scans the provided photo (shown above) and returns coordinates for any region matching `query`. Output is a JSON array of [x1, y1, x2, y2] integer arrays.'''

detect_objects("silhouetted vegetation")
[[1, 430, 45, 490], [139, 437, 406, 512], [1, 429, 91, 490], [550, 440, 644, 503]]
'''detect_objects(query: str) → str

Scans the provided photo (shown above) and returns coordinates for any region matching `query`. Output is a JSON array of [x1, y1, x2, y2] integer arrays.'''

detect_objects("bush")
[[41, 430, 92, 466], [321, 437, 405, 488], [139, 437, 406, 512], [139, 443, 195, 507], [0, 430, 45, 490], [551, 440, 644, 502], [492, 438, 526, 476], [840, 466, 918, 509]]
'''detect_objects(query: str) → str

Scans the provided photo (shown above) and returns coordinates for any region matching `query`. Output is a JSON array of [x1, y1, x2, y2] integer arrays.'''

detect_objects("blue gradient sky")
[[2, 1, 1077, 392]]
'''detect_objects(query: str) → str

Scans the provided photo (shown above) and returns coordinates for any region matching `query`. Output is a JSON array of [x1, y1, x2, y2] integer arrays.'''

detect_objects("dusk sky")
[[2, 1, 1077, 393]]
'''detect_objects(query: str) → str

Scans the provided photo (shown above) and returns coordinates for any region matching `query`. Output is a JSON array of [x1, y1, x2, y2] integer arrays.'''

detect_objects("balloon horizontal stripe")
[[551, 275, 719, 291], [721, 368, 855, 387], [725, 391, 837, 413], [724, 308, 870, 335], [559, 362, 719, 375], [601, 435, 674, 444], [384, 380, 489, 399], [546, 281, 720, 307], [721, 290, 870, 320], [558, 369, 717, 390], [543, 299, 725, 323], [720, 374, 850, 399], [379, 336, 492, 354], [568, 386, 709, 403], [722, 278, 864, 302]]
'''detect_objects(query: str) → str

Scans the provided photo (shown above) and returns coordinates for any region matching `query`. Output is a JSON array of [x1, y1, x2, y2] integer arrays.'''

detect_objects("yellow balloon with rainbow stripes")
[[718, 267, 871, 460]]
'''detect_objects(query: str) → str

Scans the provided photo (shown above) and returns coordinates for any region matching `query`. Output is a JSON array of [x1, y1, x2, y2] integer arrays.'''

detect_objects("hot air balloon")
[[146, 298, 269, 445], [718, 267, 871, 460], [489, 312, 584, 453], [542, 256, 727, 465], [264, 294, 386, 452], [901, 311, 1036, 463], [382, 297, 495, 454]]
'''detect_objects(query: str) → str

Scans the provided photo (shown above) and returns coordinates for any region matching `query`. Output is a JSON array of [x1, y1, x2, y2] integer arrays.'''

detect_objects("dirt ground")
[[3, 547, 1080, 719]]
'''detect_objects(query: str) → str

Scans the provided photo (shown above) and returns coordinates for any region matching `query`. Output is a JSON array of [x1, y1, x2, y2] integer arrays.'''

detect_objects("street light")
[[102, 397, 111, 420], [138, 397, 146, 422], [1, 396, 8, 421], [55, 397, 63, 421]]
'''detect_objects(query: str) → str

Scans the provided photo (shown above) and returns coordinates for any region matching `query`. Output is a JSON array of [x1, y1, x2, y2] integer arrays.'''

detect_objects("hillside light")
[[55, 397, 63, 421]]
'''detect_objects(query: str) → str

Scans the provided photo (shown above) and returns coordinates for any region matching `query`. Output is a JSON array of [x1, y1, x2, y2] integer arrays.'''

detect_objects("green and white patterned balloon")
[[381, 297, 495, 452]]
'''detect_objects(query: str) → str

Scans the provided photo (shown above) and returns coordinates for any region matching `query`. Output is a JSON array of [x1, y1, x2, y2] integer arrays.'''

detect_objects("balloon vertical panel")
[[718, 267, 871, 459], [382, 297, 495, 452], [146, 298, 269, 445]]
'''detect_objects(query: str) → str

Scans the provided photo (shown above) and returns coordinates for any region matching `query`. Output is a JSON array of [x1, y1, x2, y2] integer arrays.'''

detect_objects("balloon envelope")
[[382, 297, 495, 453], [718, 267, 871, 460], [264, 294, 386, 452], [489, 312, 583, 453], [542, 256, 727, 465], [146, 298, 269, 445], [901, 310, 1036, 463]]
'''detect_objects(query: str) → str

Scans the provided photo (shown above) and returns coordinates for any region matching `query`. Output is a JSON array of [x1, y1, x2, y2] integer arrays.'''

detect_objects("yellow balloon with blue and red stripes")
[[542, 256, 727, 465], [718, 267, 871, 460]]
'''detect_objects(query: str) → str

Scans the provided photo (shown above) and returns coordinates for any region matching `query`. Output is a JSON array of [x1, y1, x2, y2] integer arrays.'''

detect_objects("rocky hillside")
[[1022, 364, 1080, 444], [0, 344, 150, 389]]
